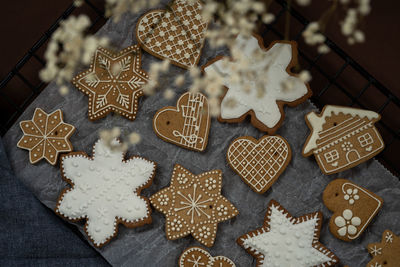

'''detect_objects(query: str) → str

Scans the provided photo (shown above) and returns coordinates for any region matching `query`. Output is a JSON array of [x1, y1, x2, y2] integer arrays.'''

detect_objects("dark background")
[[0, 0, 399, 175]]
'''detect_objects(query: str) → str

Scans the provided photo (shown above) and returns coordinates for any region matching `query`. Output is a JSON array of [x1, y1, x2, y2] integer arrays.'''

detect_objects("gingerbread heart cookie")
[[136, 0, 208, 69], [153, 92, 210, 152], [367, 230, 400, 267], [179, 246, 235, 267], [227, 135, 291, 194], [323, 179, 383, 242]]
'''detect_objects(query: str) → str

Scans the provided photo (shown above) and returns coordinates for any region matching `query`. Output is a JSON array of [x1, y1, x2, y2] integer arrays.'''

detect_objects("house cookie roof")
[[303, 105, 380, 155]]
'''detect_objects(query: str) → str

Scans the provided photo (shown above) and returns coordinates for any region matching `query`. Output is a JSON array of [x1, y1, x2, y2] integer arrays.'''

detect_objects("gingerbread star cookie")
[[55, 138, 156, 247], [237, 199, 339, 267], [153, 92, 210, 152], [179, 246, 236, 267], [302, 105, 385, 175], [323, 179, 383, 242], [202, 34, 312, 134], [367, 230, 400, 267], [72, 45, 148, 121], [17, 108, 75, 165], [227, 135, 291, 194], [150, 164, 238, 247], [136, 0, 208, 69]]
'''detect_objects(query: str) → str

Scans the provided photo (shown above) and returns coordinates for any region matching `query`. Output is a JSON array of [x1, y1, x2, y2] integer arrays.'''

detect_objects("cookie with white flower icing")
[[179, 246, 236, 267], [237, 199, 339, 266], [150, 164, 238, 247], [55, 139, 156, 247], [323, 179, 383, 242], [153, 91, 210, 152], [136, 0, 208, 69], [202, 33, 312, 134], [367, 230, 400, 267]]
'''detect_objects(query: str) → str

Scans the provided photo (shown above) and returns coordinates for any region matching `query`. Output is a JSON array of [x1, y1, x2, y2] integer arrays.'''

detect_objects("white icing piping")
[[304, 105, 379, 154]]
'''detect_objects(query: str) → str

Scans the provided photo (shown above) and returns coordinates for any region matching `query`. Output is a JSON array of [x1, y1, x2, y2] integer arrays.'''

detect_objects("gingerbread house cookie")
[[303, 105, 384, 175]]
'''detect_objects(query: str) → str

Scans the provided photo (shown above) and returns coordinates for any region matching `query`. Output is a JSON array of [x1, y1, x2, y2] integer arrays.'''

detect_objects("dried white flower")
[[129, 132, 141, 145], [298, 70, 312, 83], [163, 88, 175, 100], [296, 0, 312, 6]]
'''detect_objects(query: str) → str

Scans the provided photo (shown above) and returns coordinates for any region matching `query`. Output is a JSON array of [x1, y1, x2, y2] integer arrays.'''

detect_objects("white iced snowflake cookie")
[[237, 199, 339, 267], [55, 139, 156, 247], [202, 34, 312, 134]]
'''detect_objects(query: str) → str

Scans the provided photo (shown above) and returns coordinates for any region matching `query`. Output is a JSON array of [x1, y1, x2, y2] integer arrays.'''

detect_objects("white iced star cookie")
[[237, 199, 339, 267], [203, 34, 312, 134], [55, 139, 156, 247]]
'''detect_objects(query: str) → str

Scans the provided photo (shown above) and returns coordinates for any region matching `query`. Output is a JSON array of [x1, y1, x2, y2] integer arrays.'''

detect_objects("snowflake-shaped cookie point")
[[17, 108, 75, 165], [55, 138, 156, 247], [237, 199, 339, 267], [150, 164, 238, 247], [367, 230, 400, 267], [72, 45, 148, 121], [203, 34, 312, 134]]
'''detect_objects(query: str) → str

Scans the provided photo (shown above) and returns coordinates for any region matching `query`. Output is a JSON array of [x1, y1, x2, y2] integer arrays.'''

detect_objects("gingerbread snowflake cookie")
[[227, 135, 291, 194], [202, 34, 312, 134], [179, 246, 235, 267], [153, 92, 210, 152], [72, 45, 148, 121], [150, 164, 238, 247], [303, 105, 384, 174], [17, 108, 75, 165], [136, 0, 208, 69], [55, 139, 156, 247], [323, 179, 383, 242], [237, 199, 339, 267], [367, 230, 400, 267]]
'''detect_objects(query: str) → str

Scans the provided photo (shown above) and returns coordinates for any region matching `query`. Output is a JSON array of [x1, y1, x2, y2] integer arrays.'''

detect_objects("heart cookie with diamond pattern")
[[227, 135, 291, 194], [136, 0, 208, 69]]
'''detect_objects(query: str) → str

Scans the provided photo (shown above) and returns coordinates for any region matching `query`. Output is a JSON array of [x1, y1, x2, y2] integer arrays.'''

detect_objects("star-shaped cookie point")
[[72, 45, 148, 121], [17, 108, 75, 165], [150, 164, 239, 247], [203, 34, 312, 134], [237, 199, 339, 267], [55, 138, 156, 248], [367, 230, 400, 267]]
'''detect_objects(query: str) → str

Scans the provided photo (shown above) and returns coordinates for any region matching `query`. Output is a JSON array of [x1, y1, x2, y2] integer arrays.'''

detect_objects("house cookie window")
[[324, 150, 339, 163], [358, 133, 373, 147]]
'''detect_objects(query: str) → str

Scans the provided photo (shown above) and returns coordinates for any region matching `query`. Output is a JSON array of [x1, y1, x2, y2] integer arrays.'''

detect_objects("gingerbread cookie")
[[136, 0, 208, 69], [227, 135, 291, 194], [179, 246, 235, 267], [153, 92, 210, 152], [72, 45, 148, 121], [150, 164, 238, 247], [202, 34, 312, 134], [367, 230, 400, 267], [55, 138, 156, 247], [237, 199, 339, 267], [323, 179, 383, 242], [303, 105, 385, 175], [17, 108, 75, 165]]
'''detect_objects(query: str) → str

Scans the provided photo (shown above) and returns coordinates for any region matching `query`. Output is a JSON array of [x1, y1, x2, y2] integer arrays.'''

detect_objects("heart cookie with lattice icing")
[[136, 0, 208, 69], [179, 246, 235, 267], [227, 135, 291, 194], [153, 92, 210, 152]]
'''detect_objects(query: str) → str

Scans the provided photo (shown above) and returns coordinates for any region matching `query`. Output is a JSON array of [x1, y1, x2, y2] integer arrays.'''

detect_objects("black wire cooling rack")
[[1, 0, 399, 176]]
